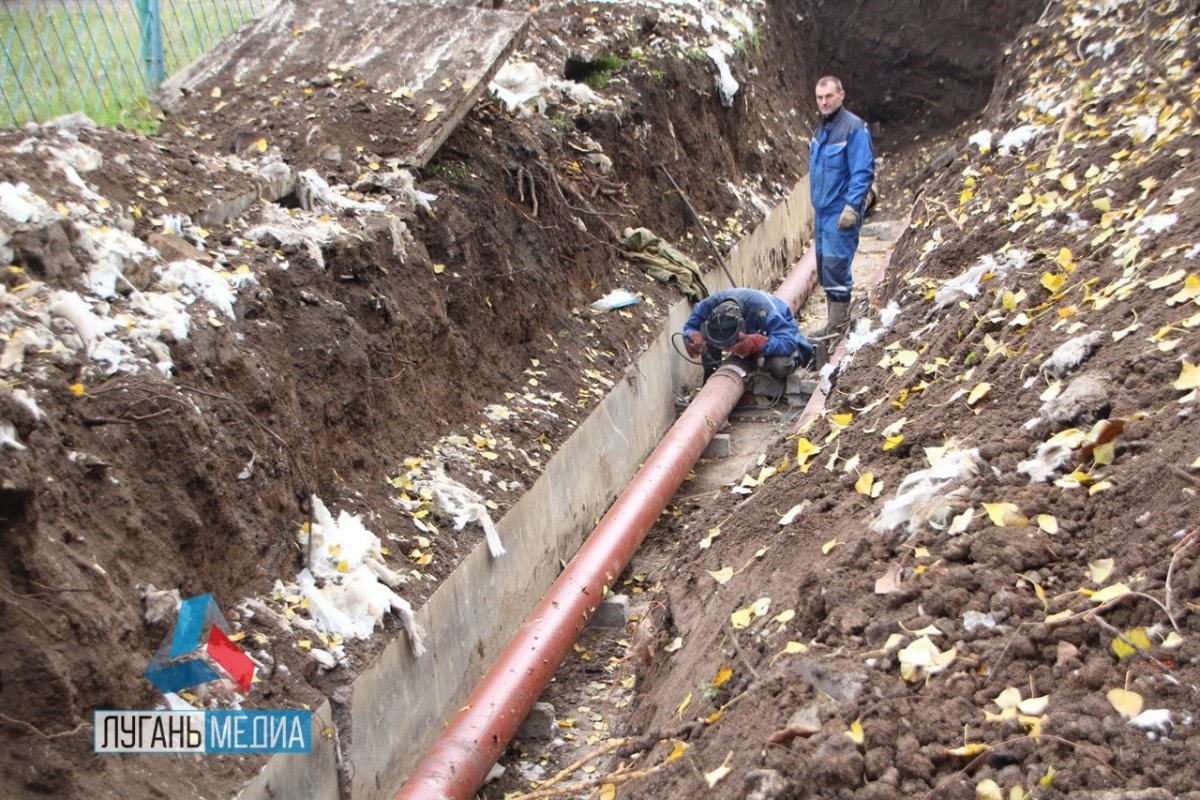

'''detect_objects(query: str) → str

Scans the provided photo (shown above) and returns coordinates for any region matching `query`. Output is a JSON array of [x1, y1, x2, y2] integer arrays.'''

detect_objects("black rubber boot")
[[813, 300, 850, 369]]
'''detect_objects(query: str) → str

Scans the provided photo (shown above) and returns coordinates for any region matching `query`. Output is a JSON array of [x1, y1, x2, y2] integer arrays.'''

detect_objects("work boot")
[[813, 300, 851, 369]]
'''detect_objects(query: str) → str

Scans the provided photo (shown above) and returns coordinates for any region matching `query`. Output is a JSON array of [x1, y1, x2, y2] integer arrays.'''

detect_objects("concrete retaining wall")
[[239, 178, 812, 799]]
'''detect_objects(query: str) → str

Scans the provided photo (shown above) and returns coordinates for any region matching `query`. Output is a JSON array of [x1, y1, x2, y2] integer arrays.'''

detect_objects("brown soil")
[[2, 0, 1196, 799]]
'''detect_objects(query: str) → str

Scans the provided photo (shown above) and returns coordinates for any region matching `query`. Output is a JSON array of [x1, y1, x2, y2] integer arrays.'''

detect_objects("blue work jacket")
[[809, 107, 875, 215], [683, 288, 804, 358]]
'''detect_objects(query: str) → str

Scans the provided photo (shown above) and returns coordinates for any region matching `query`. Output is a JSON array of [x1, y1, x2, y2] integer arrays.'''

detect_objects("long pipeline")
[[395, 245, 818, 800]]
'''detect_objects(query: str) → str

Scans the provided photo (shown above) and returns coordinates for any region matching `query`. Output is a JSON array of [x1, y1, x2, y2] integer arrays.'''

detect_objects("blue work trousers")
[[815, 211, 861, 303]]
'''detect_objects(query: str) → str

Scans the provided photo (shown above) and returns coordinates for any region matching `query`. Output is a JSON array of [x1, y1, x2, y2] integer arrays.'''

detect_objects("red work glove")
[[685, 331, 706, 358], [729, 332, 768, 357]]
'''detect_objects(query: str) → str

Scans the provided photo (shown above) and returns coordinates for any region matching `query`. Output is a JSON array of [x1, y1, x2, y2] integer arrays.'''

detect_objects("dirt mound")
[[0, 0, 1095, 797]]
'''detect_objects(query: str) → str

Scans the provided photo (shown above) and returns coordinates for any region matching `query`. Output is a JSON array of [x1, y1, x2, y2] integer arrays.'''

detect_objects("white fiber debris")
[[1017, 438, 1076, 483], [935, 251, 1027, 309], [490, 62, 550, 115], [1130, 709, 1172, 734], [968, 130, 993, 153], [47, 290, 116, 350], [138, 583, 182, 625], [872, 449, 985, 536], [80, 225, 156, 298], [706, 44, 739, 107], [161, 260, 240, 319], [351, 169, 439, 211], [845, 317, 885, 354], [1040, 331, 1104, 378], [297, 496, 426, 655], [0, 181, 52, 225], [296, 169, 386, 215], [997, 124, 1041, 155], [1136, 213, 1177, 234], [0, 420, 26, 451], [415, 465, 506, 557]]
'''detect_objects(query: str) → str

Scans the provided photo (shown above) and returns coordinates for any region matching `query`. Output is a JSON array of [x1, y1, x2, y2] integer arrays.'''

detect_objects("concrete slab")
[[161, 0, 528, 169]]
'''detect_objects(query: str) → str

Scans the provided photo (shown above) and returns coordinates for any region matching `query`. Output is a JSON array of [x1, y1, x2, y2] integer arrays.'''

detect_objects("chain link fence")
[[1, 0, 265, 129]]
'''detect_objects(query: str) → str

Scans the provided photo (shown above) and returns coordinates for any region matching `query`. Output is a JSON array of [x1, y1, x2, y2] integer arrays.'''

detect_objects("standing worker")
[[810, 75, 875, 365], [683, 288, 813, 380]]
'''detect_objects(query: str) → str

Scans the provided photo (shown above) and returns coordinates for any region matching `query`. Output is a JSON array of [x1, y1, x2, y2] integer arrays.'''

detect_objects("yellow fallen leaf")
[[711, 665, 733, 688], [665, 740, 688, 763], [1089, 582, 1131, 603], [1017, 695, 1049, 715], [730, 607, 753, 629], [829, 412, 853, 427], [676, 692, 692, 717], [947, 742, 989, 757], [1036, 514, 1058, 534], [704, 752, 733, 788], [708, 566, 734, 585], [845, 718, 864, 744], [1175, 361, 1200, 391], [1041, 272, 1066, 293], [772, 609, 795, 626], [69, 382, 86, 396], [976, 778, 1003, 800], [821, 539, 840, 554], [795, 437, 821, 471], [599, 784, 616, 800], [1110, 626, 1152, 659], [1166, 273, 1200, 306], [1040, 765, 1057, 786], [769, 641, 808, 667], [967, 382, 991, 407], [1106, 687, 1144, 720], [983, 502, 1028, 527], [994, 686, 1022, 710], [882, 434, 904, 451], [1088, 558, 1114, 584], [433, 263, 446, 274], [1148, 269, 1185, 289], [855, 471, 874, 496]]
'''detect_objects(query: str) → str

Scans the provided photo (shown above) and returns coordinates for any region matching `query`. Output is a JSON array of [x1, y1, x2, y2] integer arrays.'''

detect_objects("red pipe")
[[396, 246, 818, 800]]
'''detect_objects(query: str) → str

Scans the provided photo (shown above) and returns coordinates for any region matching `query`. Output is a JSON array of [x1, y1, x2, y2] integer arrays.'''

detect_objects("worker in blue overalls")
[[810, 75, 875, 366]]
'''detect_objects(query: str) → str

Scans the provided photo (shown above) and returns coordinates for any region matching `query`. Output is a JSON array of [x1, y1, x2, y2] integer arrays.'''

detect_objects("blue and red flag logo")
[[144, 594, 255, 695]]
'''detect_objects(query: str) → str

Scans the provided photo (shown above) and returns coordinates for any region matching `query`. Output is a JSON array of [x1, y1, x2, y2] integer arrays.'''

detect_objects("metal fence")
[[1, 0, 265, 129]]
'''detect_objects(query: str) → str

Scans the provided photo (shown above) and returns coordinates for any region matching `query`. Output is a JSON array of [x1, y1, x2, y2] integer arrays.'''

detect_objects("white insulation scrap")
[[415, 465, 506, 557], [297, 496, 426, 656], [872, 449, 986, 536], [490, 61, 549, 115], [934, 251, 1026, 309], [296, 169, 386, 215], [706, 44, 739, 107], [1040, 331, 1104, 379]]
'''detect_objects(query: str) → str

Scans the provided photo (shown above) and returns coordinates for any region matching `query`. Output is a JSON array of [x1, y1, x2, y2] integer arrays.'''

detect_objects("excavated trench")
[[235, 4, 1044, 798], [0, 1, 1051, 799]]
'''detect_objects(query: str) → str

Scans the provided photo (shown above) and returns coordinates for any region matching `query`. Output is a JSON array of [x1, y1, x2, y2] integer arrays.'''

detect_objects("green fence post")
[[137, 0, 166, 87]]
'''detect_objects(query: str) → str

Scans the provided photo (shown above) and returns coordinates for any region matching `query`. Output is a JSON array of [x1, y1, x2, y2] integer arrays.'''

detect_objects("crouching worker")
[[683, 288, 813, 380]]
